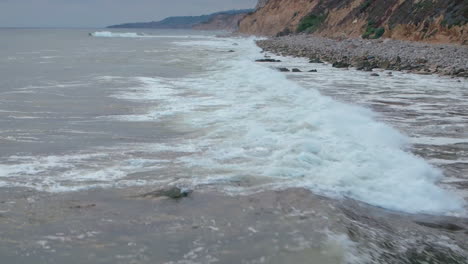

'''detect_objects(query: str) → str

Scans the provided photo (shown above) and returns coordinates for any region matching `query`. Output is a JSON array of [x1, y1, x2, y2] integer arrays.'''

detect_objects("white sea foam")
[[2, 34, 464, 215], [0, 153, 166, 192], [90, 31, 144, 38], [90, 31, 216, 39], [107, 37, 464, 215]]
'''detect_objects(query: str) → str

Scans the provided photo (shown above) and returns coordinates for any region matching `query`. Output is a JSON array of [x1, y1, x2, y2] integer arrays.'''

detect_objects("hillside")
[[239, 0, 467, 44], [108, 9, 253, 29], [193, 13, 249, 31]]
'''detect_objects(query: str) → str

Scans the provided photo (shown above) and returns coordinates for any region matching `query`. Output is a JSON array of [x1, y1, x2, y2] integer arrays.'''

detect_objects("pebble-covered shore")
[[257, 35, 468, 77]]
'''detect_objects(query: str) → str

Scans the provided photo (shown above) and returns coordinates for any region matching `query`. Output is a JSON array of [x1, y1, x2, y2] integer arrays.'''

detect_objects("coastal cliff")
[[239, 0, 467, 44], [193, 13, 248, 31], [108, 9, 253, 31]]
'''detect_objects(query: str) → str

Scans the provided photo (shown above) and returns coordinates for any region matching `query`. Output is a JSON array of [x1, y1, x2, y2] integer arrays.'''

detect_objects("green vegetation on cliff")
[[362, 21, 385, 39], [297, 13, 327, 33]]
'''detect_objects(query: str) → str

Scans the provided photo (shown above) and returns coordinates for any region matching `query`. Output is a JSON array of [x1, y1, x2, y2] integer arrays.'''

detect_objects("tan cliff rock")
[[239, 0, 467, 44], [256, 0, 269, 9]]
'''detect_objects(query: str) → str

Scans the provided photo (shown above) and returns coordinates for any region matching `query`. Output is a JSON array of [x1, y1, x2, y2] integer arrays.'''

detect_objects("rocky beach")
[[257, 35, 468, 77]]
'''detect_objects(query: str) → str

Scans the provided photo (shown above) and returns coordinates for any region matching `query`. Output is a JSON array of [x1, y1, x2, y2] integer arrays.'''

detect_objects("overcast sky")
[[0, 0, 257, 28]]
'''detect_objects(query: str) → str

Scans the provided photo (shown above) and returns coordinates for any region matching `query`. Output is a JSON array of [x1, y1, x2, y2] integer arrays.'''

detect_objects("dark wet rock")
[[355, 59, 375, 71], [138, 187, 192, 200], [332, 61, 350, 68], [416, 58, 428, 64], [308, 69, 318, 72], [309, 57, 323, 63], [379, 60, 392, 70], [415, 221, 465, 232], [370, 73, 380, 76], [395, 56, 402, 64], [228, 50, 235, 52], [69, 204, 96, 209], [255, 59, 281, 62], [291, 68, 302, 72], [277, 67, 290, 72]]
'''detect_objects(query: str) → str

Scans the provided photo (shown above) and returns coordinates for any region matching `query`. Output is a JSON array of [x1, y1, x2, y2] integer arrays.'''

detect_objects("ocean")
[[0, 29, 467, 263]]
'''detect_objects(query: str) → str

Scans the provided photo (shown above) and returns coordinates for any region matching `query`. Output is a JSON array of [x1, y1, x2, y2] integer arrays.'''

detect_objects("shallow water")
[[0, 29, 467, 263]]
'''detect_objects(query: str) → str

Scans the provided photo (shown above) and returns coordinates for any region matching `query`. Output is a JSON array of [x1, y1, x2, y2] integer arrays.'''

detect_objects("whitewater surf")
[[0, 29, 466, 263]]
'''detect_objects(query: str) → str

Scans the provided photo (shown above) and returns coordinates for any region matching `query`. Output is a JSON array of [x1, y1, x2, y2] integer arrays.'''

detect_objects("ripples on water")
[[0, 29, 467, 263], [0, 30, 466, 215]]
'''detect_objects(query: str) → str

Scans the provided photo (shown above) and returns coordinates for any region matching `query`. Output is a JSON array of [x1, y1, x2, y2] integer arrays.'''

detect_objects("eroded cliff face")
[[256, 0, 269, 9], [239, 0, 467, 44]]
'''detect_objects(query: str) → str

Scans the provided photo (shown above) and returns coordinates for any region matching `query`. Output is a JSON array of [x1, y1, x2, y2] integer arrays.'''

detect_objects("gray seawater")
[[0, 29, 467, 263], [0, 29, 219, 191]]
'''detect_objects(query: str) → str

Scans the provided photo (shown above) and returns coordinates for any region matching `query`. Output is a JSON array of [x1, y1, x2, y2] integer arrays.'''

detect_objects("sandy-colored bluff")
[[239, 0, 467, 44]]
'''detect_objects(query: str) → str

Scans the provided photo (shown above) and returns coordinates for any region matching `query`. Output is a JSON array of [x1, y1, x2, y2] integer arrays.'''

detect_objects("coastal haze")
[[0, 0, 468, 263], [0, 0, 257, 28]]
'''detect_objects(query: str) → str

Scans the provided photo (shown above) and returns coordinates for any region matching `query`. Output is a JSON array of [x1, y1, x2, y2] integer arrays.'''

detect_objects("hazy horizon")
[[0, 0, 257, 28]]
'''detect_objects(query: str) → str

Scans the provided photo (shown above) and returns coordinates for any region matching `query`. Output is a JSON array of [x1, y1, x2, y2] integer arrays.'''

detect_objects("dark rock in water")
[[255, 59, 281, 62], [309, 58, 323, 63], [370, 73, 380, 76], [292, 68, 302, 72], [139, 187, 192, 199], [278, 67, 290, 72], [69, 204, 96, 209], [387, 72, 393, 75], [415, 221, 465, 232], [308, 69, 318, 72], [228, 50, 235, 52], [332, 61, 350, 68]]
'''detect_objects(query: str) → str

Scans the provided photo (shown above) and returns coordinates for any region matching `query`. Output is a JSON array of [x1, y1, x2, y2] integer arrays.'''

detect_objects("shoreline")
[[256, 35, 468, 78]]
